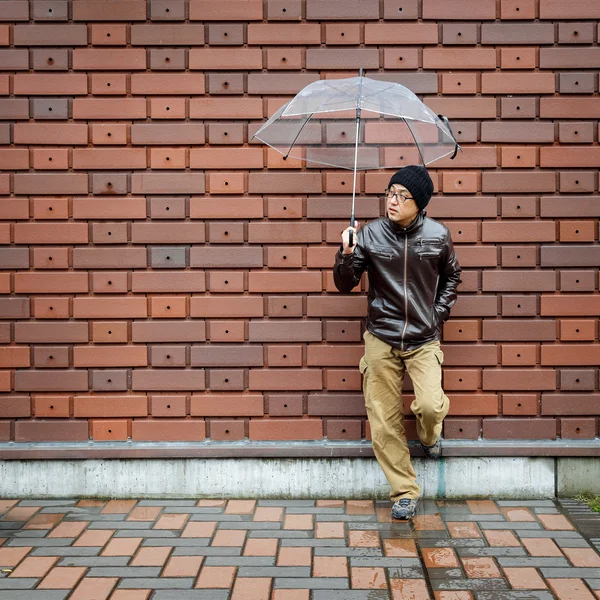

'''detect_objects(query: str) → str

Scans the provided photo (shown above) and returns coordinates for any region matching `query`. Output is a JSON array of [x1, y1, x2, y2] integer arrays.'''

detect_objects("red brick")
[[325, 24, 361, 46], [189, 0, 263, 19], [483, 320, 556, 342], [483, 171, 556, 193], [147, 98, 184, 120], [73, 0, 146, 19], [448, 395, 498, 416], [306, 48, 379, 70], [541, 147, 600, 168], [73, 98, 147, 120], [13, 74, 87, 96], [501, 344, 538, 366], [0, 148, 29, 170], [483, 418, 557, 439], [74, 396, 148, 418], [248, 23, 321, 45], [189, 48, 262, 70], [130, 24, 205, 45], [132, 420, 205, 441], [541, 98, 600, 119], [482, 221, 555, 243], [442, 172, 479, 194], [540, 0, 599, 18], [423, 0, 496, 19], [502, 394, 539, 416], [15, 420, 89, 442], [558, 319, 596, 341], [443, 369, 481, 391], [249, 370, 322, 391], [90, 24, 127, 46], [73, 49, 146, 71], [444, 419, 481, 440], [541, 295, 600, 316], [501, 146, 538, 168], [191, 394, 263, 417], [441, 73, 479, 95], [306, 0, 379, 19], [541, 196, 600, 218], [561, 418, 596, 439], [0, 396, 31, 418], [542, 344, 600, 366], [482, 73, 555, 94], [131, 73, 205, 95], [424, 49, 496, 69], [483, 369, 556, 391], [248, 73, 320, 95], [249, 272, 321, 293], [249, 418, 323, 440]]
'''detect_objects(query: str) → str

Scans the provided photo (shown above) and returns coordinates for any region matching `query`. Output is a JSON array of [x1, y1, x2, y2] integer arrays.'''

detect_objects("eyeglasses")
[[385, 189, 413, 203]]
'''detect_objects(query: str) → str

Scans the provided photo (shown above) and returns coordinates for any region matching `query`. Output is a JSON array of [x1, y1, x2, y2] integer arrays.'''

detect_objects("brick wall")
[[0, 0, 599, 452]]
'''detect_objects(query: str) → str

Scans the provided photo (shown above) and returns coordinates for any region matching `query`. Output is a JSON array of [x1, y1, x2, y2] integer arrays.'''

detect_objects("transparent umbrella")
[[251, 69, 461, 245]]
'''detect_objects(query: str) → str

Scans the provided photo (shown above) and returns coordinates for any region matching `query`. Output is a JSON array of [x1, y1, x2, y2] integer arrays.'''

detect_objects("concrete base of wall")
[[1, 456, 598, 499]]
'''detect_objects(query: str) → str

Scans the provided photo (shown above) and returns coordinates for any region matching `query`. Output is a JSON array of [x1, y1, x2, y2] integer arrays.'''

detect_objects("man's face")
[[386, 184, 419, 225]]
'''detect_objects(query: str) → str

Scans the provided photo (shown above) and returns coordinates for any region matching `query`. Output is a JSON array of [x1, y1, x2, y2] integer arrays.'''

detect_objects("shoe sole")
[[421, 442, 441, 459], [391, 508, 415, 520]]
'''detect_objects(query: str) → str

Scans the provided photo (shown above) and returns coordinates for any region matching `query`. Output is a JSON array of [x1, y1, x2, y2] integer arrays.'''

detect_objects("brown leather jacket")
[[333, 211, 461, 352]]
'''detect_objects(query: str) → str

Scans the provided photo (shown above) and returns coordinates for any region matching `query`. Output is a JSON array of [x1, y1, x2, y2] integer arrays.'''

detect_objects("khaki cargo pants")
[[359, 330, 450, 501]]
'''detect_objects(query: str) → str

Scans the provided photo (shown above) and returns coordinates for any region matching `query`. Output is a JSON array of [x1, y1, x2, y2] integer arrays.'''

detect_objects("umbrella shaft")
[[350, 112, 360, 227]]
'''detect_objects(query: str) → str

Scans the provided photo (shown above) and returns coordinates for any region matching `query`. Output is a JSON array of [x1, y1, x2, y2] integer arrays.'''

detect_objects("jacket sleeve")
[[333, 227, 368, 293], [434, 233, 461, 323]]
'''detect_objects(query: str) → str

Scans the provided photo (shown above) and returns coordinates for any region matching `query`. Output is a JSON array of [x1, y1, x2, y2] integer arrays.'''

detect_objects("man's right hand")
[[341, 221, 360, 255]]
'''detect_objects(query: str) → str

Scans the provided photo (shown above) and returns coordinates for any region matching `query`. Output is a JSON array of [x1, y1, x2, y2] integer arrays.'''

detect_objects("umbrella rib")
[[403, 117, 426, 167], [283, 112, 314, 158], [285, 78, 362, 116]]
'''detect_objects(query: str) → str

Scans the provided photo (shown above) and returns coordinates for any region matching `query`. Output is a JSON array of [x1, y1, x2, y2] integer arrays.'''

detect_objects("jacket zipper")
[[400, 232, 409, 351], [432, 274, 440, 326]]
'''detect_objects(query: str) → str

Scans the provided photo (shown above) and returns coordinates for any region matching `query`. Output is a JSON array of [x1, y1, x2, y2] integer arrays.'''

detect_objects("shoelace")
[[397, 499, 413, 508]]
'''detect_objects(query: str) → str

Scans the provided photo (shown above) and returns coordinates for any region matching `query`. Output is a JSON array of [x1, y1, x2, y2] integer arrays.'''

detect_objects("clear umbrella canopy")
[[252, 76, 460, 170]]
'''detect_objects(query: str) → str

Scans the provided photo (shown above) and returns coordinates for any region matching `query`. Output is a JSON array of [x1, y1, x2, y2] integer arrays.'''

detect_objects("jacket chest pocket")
[[415, 237, 443, 261], [369, 245, 396, 261]]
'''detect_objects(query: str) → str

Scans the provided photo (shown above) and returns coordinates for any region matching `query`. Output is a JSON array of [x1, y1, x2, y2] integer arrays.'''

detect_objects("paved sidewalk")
[[1, 497, 599, 599]]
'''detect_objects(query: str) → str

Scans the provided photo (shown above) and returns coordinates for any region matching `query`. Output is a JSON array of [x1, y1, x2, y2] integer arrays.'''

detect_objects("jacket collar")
[[385, 210, 425, 235]]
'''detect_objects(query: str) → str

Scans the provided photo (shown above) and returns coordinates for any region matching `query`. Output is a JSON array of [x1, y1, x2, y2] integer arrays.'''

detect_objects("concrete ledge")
[[0, 455, 589, 500], [0, 439, 599, 459]]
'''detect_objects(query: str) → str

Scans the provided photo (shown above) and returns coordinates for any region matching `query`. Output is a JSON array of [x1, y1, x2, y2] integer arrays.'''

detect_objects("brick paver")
[[0, 497, 599, 599]]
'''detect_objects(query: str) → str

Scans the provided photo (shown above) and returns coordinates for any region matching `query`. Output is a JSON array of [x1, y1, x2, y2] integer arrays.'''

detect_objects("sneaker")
[[420, 437, 442, 459], [391, 498, 418, 520]]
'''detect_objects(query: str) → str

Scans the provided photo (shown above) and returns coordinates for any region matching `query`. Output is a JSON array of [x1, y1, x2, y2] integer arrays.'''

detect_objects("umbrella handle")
[[437, 114, 460, 160], [349, 229, 353, 248]]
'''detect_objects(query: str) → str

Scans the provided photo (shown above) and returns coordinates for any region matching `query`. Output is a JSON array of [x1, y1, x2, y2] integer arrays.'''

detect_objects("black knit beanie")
[[387, 165, 434, 211]]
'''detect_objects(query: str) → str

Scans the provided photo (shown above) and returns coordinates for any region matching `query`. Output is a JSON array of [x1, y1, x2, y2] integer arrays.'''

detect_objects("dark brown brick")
[[15, 420, 89, 442], [483, 369, 556, 391], [0, 396, 31, 418], [541, 246, 600, 267], [191, 394, 263, 417], [559, 369, 596, 391], [483, 418, 556, 439], [306, 0, 379, 19], [542, 394, 600, 416], [560, 418, 596, 439], [444, 418, 481, 440], [482, 320, 556, 341]]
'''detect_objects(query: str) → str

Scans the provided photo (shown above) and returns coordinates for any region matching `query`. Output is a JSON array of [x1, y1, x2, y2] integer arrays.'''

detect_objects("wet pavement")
[[1, 497, 599, 599]]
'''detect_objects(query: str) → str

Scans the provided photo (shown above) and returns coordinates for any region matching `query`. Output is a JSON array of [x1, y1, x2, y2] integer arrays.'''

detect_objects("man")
[[333, 165, 461, 520]]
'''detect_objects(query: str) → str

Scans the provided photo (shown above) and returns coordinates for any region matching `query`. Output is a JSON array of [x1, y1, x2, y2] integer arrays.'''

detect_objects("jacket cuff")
[[338, 246, 354, 261], [435, 304, 450, 323]]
